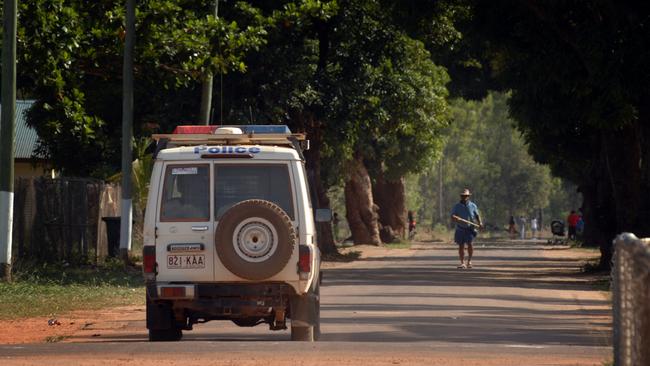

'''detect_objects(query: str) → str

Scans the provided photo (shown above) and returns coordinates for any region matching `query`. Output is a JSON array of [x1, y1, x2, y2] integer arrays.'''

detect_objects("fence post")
[[0, 0, 17, 282], [612, 233, 650, 366]]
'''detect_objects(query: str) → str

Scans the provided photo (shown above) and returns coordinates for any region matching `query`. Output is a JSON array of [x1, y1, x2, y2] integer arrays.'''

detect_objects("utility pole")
[[0, 0, 17, 282], [199, 0, 219, 125], [438, 157, 443, 224], [120, 0, 135, 261]]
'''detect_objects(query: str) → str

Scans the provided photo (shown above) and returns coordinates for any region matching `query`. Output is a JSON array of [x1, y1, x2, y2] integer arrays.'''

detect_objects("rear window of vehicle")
[[214, 164, 294, 220], [160, 165, 210, 222]]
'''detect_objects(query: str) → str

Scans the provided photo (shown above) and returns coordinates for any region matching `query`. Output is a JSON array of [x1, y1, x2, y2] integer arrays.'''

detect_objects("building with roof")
[[0, 100, 54, 178]]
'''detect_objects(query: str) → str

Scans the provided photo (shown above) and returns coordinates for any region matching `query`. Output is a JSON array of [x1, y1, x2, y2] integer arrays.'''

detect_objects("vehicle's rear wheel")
[[146, 298, 183, 342], [290, 286, 320, 342], [215, 199, 296, 280], [291, 326, 314, 341], [149, 328, 182, 342], [314, 284, 321, 341]]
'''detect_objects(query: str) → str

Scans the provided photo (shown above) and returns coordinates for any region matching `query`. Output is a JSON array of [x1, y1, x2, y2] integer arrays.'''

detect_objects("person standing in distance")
[[451, 188, 483, 269], [530, 217, 539, 239], [567, 210, 580, 240]]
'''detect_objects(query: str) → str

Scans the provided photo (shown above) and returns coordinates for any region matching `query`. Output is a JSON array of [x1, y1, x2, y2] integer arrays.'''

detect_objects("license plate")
[[167, 255, 205, 269]]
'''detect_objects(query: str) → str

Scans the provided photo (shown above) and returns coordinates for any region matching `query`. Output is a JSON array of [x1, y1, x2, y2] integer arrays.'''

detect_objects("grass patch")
[[322, 250, 361, 262], [44, 335, 68, 343], [0, 259, 145, 320], [384, 241, 412, 249]]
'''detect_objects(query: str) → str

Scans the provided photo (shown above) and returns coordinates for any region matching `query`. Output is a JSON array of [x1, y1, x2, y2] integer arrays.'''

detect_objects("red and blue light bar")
[[172, 125, 292, 134]]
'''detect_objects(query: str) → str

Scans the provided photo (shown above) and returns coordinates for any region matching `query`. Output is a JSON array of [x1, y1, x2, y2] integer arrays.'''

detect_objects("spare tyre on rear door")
[[215, 199, 296, 280]]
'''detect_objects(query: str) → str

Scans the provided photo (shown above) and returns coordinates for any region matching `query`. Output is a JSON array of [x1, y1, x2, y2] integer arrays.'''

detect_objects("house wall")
[[15, 161, 54, 178]]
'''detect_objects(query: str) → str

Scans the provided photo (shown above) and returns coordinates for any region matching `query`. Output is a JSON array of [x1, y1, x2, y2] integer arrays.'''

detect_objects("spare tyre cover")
[[215, 199, 296, 280]]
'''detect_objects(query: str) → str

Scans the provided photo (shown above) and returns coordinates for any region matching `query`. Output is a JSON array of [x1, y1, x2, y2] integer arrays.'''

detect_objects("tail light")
[[143, 246, 157, 282], [158, 285, 195, 299], [160, 286, 186, 298], [298, 245, 311, 280]]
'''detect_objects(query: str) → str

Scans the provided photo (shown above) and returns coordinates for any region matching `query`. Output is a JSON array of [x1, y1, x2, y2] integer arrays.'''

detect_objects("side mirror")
[[315, 208, 332, 223]]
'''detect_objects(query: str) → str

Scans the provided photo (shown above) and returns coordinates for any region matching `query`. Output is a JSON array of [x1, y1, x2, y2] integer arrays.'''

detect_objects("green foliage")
[[384, 241, 411, 250], [461, 2, 650, 261], [223, 1, 450, 187], [324, 2, 450, 180], [360, 35, 450, 179], [404, 174, 424, 214], [132, 137, 154, 216], [140, 1, 270, 80], [16, 1, 271, 178], [379, 1, 492, 100], [546, 178, 581, 221], [14, 0, 457, 188], [415, 92, 576, 227]]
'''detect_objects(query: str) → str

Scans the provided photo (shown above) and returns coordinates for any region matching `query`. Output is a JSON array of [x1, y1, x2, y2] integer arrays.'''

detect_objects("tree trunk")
[[602, 127, 642, 234], [344, 155, 381, 245], [580, 132, 628, 270], [593, 125, 647, 269], [578, 179, 616, 269], [373, 172, 407, 241], [292, 112, 338, 255], [637, 98, 650, 238]]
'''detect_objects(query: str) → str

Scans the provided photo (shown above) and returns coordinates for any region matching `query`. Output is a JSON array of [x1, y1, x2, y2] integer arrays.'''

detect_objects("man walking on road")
[[451, 188, 483, 269]]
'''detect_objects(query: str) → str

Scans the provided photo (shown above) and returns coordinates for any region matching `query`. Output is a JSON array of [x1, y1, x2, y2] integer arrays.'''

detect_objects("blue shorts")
[[454, 227, 476, 245]]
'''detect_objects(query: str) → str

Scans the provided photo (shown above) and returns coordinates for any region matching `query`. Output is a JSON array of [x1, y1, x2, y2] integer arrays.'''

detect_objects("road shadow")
[[318, 241, 611, 346], [61, 241, 610, 347]]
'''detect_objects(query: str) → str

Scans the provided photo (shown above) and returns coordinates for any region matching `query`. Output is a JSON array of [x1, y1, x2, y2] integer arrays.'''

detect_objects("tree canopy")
[[411, 92, 576, 228], [9, 0, 623, 256], [16, 0, 270, 176], [459, 1, 650, 266]]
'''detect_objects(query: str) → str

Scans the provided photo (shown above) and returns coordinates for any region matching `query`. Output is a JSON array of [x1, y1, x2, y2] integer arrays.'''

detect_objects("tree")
[[16, 1, 269, 177], [15, 0, 455, 252], [414, 92, 560, 229], [364, 37, 449, 241], [467, 1, 650, 268], [222, 1, 451, 246]]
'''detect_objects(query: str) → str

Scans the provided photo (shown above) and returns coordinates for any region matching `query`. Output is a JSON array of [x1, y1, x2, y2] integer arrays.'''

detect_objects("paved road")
[[0, 240, 612, 365]]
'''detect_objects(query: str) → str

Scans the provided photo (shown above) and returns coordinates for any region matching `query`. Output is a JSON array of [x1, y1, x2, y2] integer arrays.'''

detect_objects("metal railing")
[[612, 233, 650, 366]]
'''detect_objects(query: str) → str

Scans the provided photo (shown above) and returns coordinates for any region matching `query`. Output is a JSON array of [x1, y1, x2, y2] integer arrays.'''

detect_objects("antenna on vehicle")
[[217, 0, 224, 126]]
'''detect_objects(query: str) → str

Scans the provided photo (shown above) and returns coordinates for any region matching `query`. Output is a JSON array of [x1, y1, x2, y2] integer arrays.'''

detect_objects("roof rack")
[[152, 132, 306, 145], [151, 125, 309, 159], [152, 124, 305, 146]]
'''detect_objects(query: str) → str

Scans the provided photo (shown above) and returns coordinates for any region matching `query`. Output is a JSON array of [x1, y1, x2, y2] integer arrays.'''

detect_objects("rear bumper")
[[148, 282, 297, 300], [147, 282, 298, 318]]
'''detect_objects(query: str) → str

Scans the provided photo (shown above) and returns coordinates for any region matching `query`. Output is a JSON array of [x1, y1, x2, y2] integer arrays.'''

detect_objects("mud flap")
[[147, 298, 174, 330]]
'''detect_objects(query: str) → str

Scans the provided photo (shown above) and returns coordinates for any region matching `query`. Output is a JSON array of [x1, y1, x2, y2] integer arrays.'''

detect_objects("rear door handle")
[[191, 226, 209, 232]]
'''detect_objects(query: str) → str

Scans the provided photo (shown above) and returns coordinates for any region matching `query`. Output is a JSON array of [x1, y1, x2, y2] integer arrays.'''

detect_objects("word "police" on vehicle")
[[194, 146, 261, 154]]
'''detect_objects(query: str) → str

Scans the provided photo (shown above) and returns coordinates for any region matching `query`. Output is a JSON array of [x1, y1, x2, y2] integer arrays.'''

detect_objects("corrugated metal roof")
[[0, 100, 38, 159]]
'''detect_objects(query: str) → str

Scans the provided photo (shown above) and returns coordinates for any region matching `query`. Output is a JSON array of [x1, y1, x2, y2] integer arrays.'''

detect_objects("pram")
[[548, 220, 566, 244]]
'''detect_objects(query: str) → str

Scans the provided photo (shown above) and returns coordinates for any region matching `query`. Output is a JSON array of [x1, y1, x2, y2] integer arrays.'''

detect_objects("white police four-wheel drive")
[[142, 125, 325, 341]]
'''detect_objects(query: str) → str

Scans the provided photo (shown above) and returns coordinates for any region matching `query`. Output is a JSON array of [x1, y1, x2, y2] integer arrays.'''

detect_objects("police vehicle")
[[143, 125, 325, 341]]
